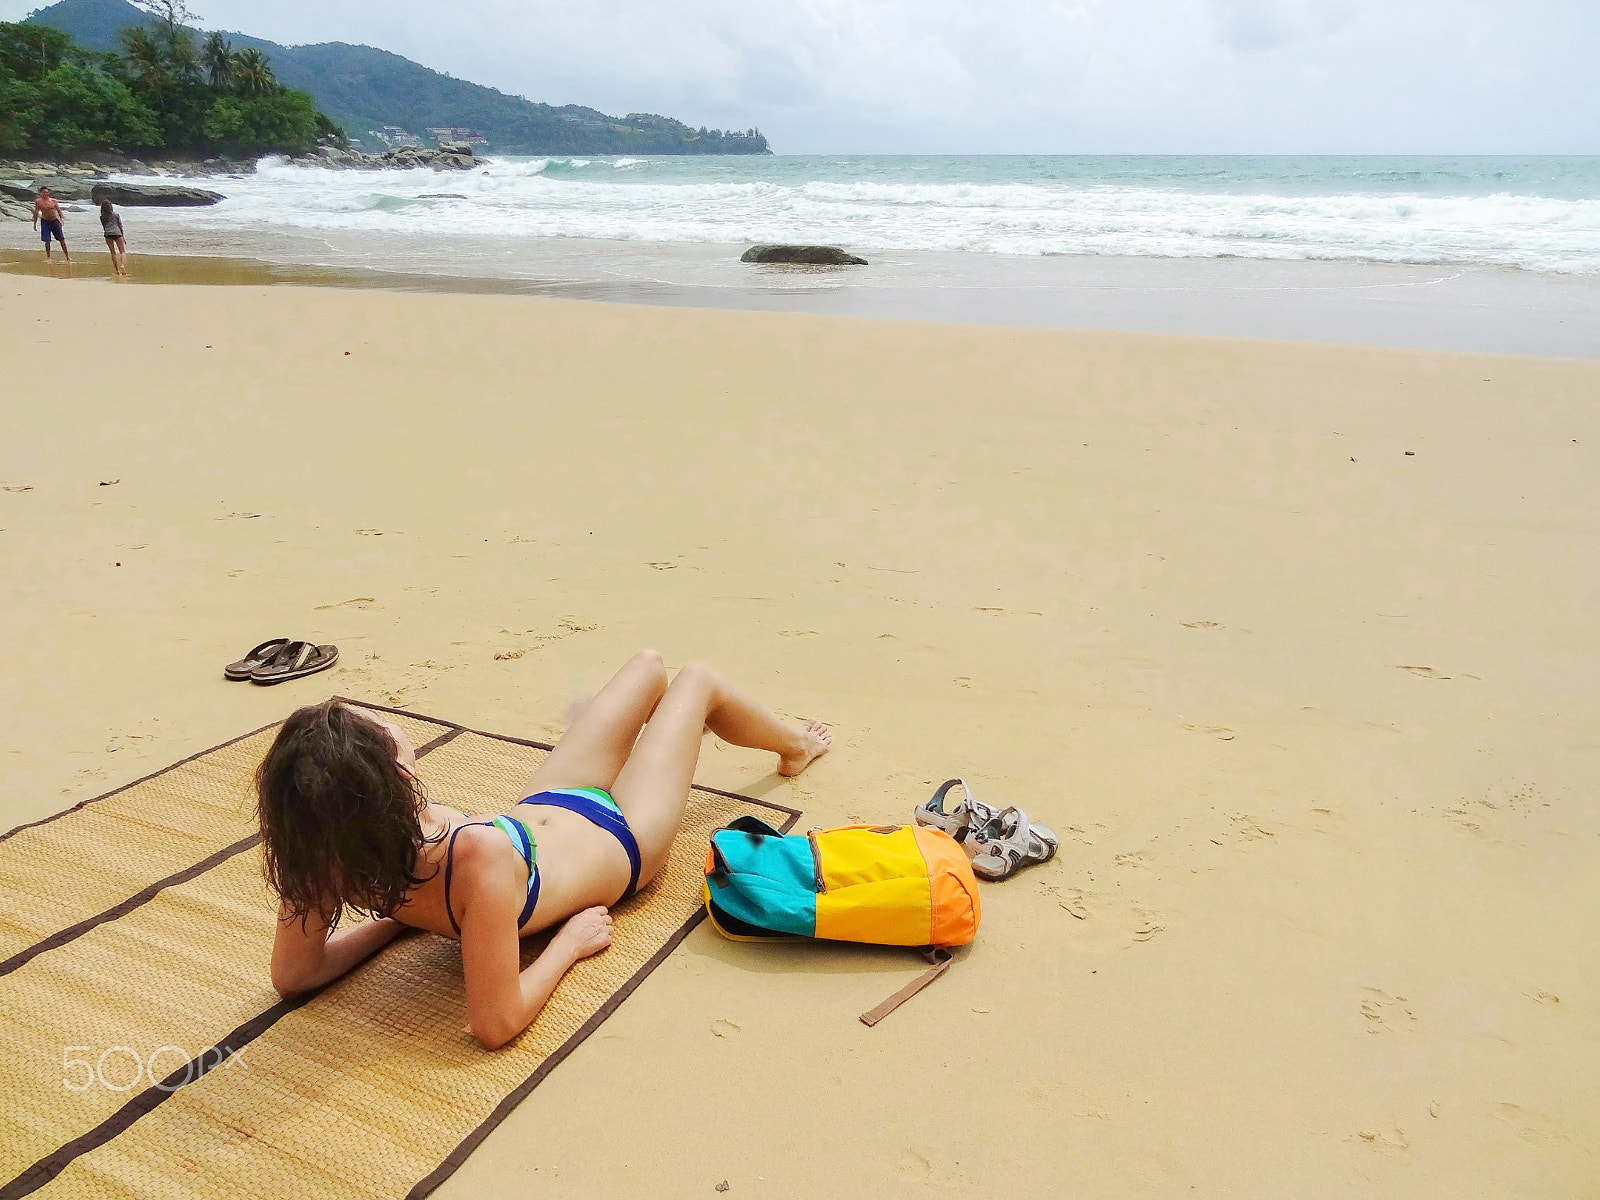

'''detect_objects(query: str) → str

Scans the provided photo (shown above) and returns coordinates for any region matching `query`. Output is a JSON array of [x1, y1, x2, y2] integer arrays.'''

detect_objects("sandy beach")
[[2, 272, 1597, 1196]]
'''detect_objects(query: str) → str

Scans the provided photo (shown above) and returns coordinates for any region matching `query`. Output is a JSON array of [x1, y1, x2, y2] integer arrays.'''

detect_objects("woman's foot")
[[778, 720, 833, 776]]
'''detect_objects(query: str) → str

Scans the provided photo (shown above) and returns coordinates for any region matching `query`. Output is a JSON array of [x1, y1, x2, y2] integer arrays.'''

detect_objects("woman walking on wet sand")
[[256, 650, 831, 1049], [99, 200, 127, 276]]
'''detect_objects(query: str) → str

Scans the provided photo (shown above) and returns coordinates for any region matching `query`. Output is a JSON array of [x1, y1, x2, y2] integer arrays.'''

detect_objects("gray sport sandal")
[[969, 806, 1059, 881], [913, 778, 998, 845]]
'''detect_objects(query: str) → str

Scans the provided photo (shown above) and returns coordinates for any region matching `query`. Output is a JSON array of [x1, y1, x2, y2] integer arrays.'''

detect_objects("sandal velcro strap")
[[970, 806, 1059, 880], [913, 778, 997, 843]]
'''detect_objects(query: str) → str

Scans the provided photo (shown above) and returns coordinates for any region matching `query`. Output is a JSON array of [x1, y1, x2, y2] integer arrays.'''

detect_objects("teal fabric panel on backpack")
[[707, 817, 818, 937], [709, 873, 818, 937]]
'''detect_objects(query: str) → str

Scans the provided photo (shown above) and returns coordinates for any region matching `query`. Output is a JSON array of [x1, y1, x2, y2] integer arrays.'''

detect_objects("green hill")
[[25, 0, 771, 155]]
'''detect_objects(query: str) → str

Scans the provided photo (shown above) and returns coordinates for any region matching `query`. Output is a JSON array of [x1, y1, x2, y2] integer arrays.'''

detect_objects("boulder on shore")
[[741, 244, 868, 266], [90, 182, 224, 206], [1, 177, 95, 202]]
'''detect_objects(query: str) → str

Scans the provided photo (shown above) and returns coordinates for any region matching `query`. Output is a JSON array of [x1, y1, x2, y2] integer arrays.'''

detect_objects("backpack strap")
[[858, 948, 953, 1027]]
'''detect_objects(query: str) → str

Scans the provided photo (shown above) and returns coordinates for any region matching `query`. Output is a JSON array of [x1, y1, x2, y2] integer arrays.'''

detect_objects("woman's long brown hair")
[[255, 700, 438, 930]]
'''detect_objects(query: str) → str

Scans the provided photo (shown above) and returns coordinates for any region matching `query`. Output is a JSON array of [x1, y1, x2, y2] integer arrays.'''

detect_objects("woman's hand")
[[554, 906, 614, 961]]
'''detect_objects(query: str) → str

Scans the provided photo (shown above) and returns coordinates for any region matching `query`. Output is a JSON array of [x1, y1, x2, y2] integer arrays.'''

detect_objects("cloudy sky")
[[9, 0, 1597, 153]]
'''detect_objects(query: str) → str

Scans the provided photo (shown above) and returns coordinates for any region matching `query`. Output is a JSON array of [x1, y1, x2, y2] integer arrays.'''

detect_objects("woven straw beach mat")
[[0, 701, 797, 1200]]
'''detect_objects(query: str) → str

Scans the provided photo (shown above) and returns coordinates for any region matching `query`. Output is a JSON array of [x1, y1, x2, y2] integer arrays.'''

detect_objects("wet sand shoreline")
[[3, 224, 1598, 358]]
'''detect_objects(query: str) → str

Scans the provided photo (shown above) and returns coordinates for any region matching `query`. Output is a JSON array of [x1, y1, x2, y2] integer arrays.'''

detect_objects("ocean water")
[[117, 154, 1600, 275]]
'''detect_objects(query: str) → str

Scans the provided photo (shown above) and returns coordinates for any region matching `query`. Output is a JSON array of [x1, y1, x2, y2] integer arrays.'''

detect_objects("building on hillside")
[[428, 127, 490, 149], [368, 126, 421, 148]]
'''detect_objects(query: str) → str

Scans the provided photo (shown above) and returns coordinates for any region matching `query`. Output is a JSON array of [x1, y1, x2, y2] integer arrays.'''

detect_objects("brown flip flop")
[[250, 640, 339, 685], [224, 638, 290, 681]]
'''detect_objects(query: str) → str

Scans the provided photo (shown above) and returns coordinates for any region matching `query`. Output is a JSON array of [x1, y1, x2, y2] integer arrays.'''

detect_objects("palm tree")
[[162, 25, 201, 84], [230, 47, 276, 98], [118, 24, 168, 93], [203, 31, 232, 90]]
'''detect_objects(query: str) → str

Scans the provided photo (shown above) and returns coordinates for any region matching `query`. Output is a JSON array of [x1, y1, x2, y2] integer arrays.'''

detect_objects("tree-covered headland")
[[0, 0, 339, 159]]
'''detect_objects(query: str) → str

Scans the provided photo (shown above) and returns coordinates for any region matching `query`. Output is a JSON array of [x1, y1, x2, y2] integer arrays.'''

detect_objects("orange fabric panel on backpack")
[[914, 825, 982, 946]]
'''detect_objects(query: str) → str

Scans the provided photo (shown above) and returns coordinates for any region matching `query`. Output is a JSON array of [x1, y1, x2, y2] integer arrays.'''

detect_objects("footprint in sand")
[[896, 1150, 932, 1179], [1230, 814, 1275, 842], [1524, 990, 1561, 1006], [354, 528, 396, 537], [1055, 888, 1166, 949], [104, 731, 156, 754], [1359, 988, 1417, 1034], [494, 649, 525, 661], [1113, 850, 1152, 868], [314, 596, 376, 611], [1182, 722, 1235, 741], [1058, 888, 1094, 920], [1352, 1128, 1410, 1154], [1397, 664, 1451, 679], [710, 1019, 741, 1039], [1494, 1102, 1577, 1148], [778, 630, 819, 637], [1130, 908, 1165, 942], [1307, 807, 1346, 835], [1061, 823, 1098, 846], [646, 562, 678, 570], [1181, 620, 1221, 629]]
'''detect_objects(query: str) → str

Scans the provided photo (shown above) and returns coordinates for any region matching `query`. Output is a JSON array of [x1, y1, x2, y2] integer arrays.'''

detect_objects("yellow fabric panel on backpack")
[[814, 877, 932, 945], [815, 825, 926, 890]]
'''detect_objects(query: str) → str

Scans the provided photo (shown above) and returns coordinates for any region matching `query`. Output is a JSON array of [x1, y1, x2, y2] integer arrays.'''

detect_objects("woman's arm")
[[453, 835, 613, 1049], [270, 904, 408, 998], [461, 903, 613, 1050]]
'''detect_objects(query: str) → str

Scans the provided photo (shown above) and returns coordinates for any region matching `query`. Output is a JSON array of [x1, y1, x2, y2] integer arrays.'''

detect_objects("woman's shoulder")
[[445, 823, 521, 886]]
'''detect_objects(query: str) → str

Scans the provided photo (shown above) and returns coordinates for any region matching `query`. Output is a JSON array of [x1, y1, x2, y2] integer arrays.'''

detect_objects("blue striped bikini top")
[[442, 813, 539, 935]]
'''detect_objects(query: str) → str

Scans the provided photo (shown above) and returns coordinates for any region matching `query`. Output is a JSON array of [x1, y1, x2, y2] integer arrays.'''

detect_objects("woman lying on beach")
[[258, 650, 830, 1048]]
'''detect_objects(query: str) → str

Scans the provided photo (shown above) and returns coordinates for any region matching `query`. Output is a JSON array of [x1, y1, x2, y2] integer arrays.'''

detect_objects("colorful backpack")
[[703, 816, 981, 948]]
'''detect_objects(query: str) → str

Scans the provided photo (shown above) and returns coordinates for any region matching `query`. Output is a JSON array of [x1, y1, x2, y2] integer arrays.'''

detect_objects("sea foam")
[[114, 154, 1600, 274]]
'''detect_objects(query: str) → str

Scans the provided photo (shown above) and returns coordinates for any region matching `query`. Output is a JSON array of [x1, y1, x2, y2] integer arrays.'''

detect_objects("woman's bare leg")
[[611, 664, 830, 885], [522, 649, 668, 796]]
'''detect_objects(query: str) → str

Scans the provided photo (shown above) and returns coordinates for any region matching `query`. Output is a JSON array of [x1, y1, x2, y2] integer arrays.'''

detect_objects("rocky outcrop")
[[0, 157, 256, 179], [1, 177, 95, 201], [741, 244, 869, 266], [294, 142, 476, 171], [91, 182, 225, 206], [0, 196, 31, 222]]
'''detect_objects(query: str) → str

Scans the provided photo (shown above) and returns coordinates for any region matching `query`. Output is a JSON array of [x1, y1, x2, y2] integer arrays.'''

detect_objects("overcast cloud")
[[7, 0, 1596, 152]]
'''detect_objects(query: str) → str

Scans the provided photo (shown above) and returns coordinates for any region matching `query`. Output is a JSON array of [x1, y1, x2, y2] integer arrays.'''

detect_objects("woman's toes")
[[778, 721, 833, 776]]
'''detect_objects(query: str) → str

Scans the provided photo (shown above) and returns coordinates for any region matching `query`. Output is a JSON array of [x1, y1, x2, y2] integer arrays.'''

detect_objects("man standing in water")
[[32, 187, 71, 263]]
